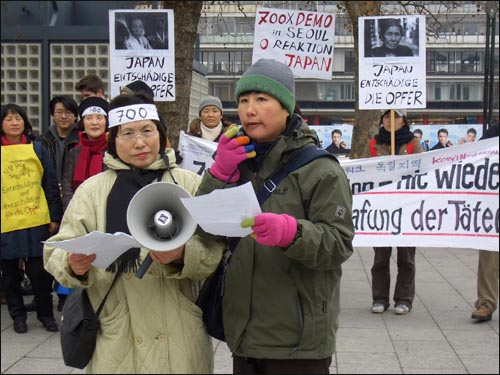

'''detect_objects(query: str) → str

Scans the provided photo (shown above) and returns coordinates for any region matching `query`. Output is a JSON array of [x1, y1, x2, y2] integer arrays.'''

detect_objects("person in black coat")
[[1, 104, 63, 334]]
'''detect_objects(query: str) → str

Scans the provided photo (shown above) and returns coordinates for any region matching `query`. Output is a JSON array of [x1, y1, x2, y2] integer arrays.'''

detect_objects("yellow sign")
[[1, 144, 51, 233]]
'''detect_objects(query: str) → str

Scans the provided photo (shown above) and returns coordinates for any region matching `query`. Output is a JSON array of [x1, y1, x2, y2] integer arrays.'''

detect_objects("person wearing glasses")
[[38, 95, 80, 312], [41, 96, 80, 186], [44, 93, 223, 373]]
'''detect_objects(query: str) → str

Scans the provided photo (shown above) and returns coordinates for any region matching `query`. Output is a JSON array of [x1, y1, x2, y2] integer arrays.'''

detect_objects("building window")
[[344, 51, 355, 73], [211, 82, 235, 101], [427, 50, 484, 74], [340, 83, 355, 100], [458, 51, 482, 73], [201, 49, 252, 75]]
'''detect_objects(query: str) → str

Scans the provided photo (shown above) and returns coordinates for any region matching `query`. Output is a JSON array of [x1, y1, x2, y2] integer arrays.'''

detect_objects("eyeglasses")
[[117, 128, 158, 142], [54, 110, 74, 117]]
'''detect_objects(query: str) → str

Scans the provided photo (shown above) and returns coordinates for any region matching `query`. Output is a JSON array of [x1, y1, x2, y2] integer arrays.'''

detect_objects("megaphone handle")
[[135, 253, 153, 279]]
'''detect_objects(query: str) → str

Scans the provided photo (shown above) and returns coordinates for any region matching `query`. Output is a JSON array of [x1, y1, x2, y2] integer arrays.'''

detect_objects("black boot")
[[25, 298, 37, 312]]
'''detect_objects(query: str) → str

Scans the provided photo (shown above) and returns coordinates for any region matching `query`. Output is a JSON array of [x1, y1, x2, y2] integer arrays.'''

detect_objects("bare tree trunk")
[[158, 1, 202, 149], [344, 1, 382, 159]]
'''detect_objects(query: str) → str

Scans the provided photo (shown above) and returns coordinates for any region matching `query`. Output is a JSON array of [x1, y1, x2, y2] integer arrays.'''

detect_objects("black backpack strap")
[[256, 146, 337, 205], [33, 140, 43, 162]]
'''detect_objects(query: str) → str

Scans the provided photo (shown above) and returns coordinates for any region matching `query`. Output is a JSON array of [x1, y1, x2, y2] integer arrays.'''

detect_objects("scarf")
[[1, 134, 27, 145], [200, 121, 223, 142], [72, 133, 107, 191], [105, 168, 164, 273], [375, 126, 415, 155]]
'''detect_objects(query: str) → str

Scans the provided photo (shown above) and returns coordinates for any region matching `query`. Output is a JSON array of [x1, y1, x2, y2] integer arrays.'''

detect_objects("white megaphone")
[[126, 182, 197, 279]]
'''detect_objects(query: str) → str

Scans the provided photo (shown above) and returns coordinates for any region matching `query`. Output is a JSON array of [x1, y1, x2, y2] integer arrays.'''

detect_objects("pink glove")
[[242, 213, 298, 248], [209, 127, 255, 183]]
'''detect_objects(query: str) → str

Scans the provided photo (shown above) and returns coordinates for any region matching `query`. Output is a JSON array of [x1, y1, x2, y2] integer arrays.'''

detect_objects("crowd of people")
[[1, 60, 498, 374]]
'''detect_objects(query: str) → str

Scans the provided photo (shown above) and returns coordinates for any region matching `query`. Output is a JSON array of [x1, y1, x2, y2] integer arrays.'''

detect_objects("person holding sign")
[[188, 95, 232, 142], [362, 109, 423, 315], [197, 59, 354, 374], [61, 96, 109, 211], [44, 93, 223, 373], [471, 122, 499, 322], [371, 18, 414, 58], [1, 104, 63, 334]]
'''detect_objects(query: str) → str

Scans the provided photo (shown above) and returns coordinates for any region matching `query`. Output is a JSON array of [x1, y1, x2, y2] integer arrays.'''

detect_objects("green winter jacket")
[[197, 116, 354, 360], [44, 149, 224, 374]]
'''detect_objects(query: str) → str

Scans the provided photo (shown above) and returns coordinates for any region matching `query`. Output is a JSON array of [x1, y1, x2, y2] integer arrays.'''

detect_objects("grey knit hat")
[[198, 95, 223, 115], [235, 59, 295, 115]]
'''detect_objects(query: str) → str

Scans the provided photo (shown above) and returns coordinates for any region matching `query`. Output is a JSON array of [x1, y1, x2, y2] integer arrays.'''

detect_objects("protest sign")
[[252, 7, 335, 79], [344, 138, 499, 251], [109, 10, 175, 101], [178, 133, 499, 251], [358, 15, 426, 109], [1, 145, 51, 233], [178, 131, 217, 175]]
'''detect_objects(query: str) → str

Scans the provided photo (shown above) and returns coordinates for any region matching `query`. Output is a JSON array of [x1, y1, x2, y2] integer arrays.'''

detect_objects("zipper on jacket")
[[220, 250, 232, 296]]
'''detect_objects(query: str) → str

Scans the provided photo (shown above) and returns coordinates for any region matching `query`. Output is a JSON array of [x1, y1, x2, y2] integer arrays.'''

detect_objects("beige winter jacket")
[[44, 149, 223, 374]]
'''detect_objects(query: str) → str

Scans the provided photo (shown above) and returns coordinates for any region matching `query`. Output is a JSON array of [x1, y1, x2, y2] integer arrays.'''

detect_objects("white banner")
[[109, 10, 175, 101], [343, 138, 498, 251], [178, 131, 217, 176], [358, 15, 426, 109], [178, 133, 499, 251], [252, 7, 335, 79]]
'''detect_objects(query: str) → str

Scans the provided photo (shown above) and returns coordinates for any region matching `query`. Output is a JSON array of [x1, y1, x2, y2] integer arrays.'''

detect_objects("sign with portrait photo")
[[109, 9, 175, 101], [358, 15, 426, 110]]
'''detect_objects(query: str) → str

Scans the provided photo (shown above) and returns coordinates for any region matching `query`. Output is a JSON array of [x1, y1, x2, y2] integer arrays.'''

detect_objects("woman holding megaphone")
[[44, 93, 224, 373]]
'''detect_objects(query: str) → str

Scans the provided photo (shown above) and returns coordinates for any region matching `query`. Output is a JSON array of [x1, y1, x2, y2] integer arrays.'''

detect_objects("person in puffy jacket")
[[197, 59, 354, 374]]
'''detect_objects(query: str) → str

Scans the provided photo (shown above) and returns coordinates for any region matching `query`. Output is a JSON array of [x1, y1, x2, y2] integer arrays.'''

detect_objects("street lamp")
[[483, 1, 498, 135]]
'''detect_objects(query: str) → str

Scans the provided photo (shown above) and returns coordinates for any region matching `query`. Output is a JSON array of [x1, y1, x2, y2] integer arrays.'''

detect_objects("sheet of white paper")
[[44, 231, 141, 269], [180, 182, 262, 237]]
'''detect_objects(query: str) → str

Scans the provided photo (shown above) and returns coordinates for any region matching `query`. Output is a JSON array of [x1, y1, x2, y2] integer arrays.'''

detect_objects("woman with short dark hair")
[[44, 94, 223, 373], [1, 104, 62, 334]]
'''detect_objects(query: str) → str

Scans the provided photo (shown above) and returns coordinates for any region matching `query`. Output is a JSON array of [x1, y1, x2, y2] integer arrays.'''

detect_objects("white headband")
[[108, 104, 159, 128], [81, 106, 107, 118]]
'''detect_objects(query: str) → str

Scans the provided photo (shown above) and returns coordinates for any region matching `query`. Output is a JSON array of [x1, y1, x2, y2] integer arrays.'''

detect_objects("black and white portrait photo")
[[364, 16, 420, 59], [113, 11, 169, 51]]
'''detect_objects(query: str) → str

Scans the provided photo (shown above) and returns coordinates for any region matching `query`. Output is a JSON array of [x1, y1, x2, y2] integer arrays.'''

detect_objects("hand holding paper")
[[44, 231, 141, 269], [180, 182, 261, 237], [241, 213, 297, 248], [68, 253, 97, 276]]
